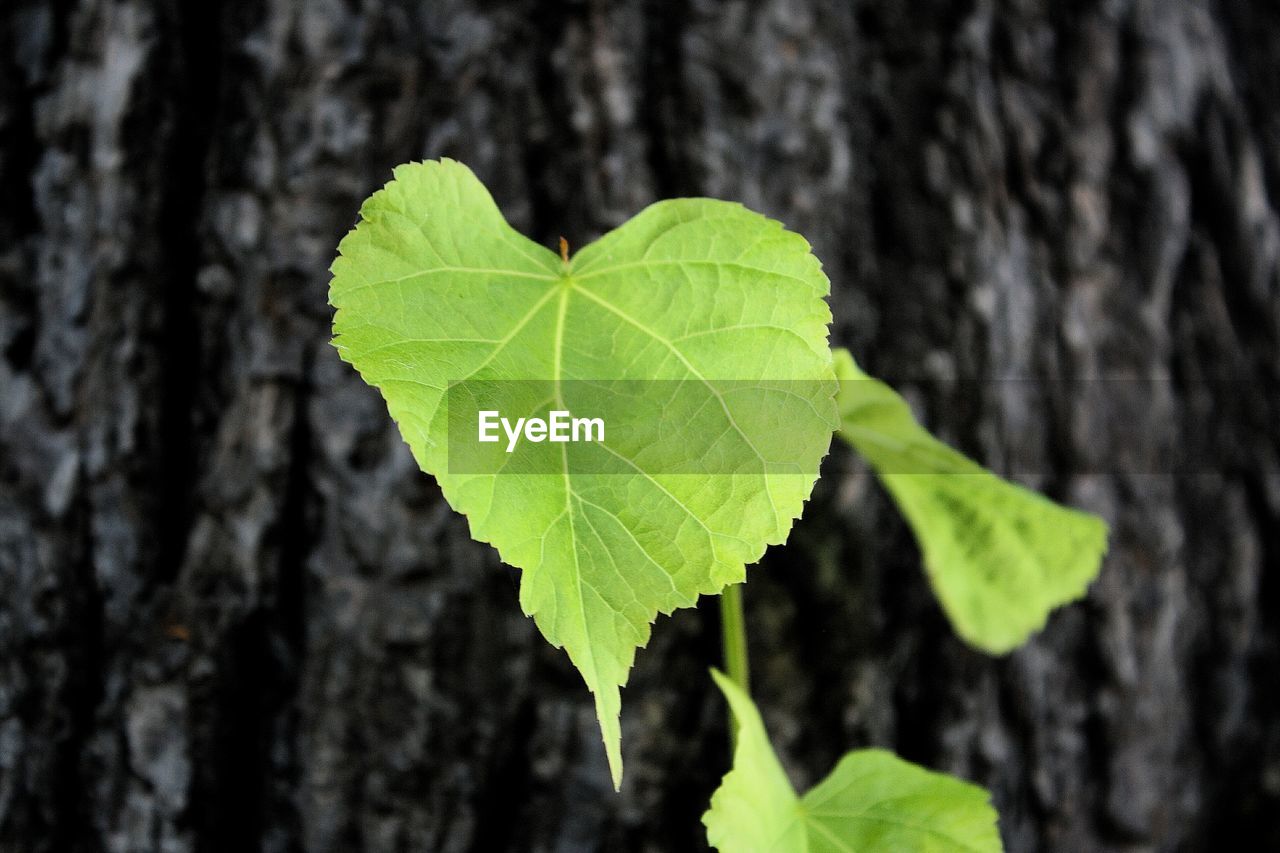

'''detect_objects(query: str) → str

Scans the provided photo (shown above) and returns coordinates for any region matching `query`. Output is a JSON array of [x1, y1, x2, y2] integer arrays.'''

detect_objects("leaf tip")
[[587, 680, 625, 791]]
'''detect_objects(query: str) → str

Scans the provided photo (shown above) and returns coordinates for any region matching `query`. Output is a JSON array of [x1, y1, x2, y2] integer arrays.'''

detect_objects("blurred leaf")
[[704, 670, 1002, 852], [832, 348, 1108, 653]]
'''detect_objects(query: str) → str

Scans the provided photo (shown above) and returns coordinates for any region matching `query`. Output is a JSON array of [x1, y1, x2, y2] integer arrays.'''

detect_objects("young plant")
[[329, 159, 1108, 851]]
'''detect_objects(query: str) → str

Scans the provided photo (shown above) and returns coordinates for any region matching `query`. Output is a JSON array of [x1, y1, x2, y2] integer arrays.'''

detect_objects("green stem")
[[720, 582, 750, 751]]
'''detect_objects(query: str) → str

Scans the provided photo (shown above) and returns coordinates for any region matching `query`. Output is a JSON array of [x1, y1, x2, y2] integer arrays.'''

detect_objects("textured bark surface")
[[2, 1, 1278, 851]]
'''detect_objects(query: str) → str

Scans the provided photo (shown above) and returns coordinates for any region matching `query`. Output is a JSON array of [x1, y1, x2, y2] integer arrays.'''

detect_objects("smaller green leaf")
[[832, 348, 1108, 653], [704, 670, 1002, 853], [704, 670, 804, 853]]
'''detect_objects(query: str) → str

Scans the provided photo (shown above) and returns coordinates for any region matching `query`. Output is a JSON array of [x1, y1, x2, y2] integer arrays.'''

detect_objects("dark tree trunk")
[[2, 1, 1278, 851]]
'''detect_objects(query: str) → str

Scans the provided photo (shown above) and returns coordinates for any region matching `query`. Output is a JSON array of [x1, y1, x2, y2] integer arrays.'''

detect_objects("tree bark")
[[2, 1, 1278, 851]]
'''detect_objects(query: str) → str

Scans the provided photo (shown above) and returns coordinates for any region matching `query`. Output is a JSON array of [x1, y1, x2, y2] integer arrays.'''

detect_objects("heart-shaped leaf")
[[704, 670, 1003, 852], [330, 159, 837, 787]]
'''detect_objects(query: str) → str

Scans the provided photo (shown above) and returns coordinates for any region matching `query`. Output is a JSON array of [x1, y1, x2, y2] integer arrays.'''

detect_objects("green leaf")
[[832, 348, 1108, 653], [704, 670, 1002, 852], [329, 159, 837, 788], [704, 671, 805, 852]]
